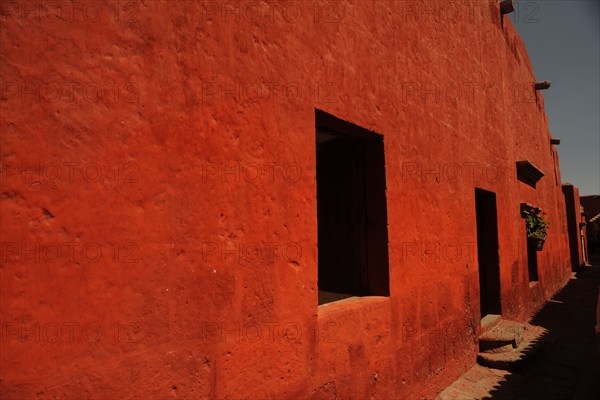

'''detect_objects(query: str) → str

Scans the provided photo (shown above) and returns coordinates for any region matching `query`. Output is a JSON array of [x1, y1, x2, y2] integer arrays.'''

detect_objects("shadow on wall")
[[481, 250, 600, 399]]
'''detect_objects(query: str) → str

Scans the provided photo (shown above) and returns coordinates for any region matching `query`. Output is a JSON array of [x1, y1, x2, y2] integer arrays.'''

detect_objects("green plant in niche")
[[525, 208, 550, 240]]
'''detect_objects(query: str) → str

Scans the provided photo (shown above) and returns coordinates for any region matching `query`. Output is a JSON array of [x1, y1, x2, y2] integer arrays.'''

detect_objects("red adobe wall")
[[563, 184, 584, 270], [0, 1, 574, 399]]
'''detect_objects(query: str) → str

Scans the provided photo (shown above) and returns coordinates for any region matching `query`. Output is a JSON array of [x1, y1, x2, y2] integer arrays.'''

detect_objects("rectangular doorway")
[[475, 188, 501, 318], [526, 241, 539, 282], [315, 110, 390, 305]]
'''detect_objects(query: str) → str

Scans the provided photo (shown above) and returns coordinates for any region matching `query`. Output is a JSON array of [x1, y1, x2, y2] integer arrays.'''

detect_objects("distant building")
[[563, 184, 590, 268], [581, 195, 600, 249]]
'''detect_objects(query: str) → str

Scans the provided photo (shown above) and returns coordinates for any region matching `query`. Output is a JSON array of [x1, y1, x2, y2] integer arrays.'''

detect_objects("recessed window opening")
[[315, 109, 390, 305]]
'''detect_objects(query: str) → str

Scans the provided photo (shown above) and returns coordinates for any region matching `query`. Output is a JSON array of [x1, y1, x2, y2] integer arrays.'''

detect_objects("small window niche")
[[315, 109, 390, 305], [516, 160, 544, 189]]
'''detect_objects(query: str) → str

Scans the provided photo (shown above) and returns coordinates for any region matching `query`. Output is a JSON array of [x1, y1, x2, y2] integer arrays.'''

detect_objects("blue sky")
[[513, 0, 599, 195]]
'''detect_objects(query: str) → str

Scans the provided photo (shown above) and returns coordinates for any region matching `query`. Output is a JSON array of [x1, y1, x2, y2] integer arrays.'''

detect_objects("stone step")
[[479, 319, 525, 353], [477, 324, 547, 370]]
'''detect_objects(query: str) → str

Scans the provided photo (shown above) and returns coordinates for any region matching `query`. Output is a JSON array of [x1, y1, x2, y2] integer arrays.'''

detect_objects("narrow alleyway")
[[438, 250, 600, 400]]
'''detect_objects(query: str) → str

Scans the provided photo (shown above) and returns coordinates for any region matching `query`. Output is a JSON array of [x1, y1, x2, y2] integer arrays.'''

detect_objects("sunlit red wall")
[[1, 1, 574, 398]]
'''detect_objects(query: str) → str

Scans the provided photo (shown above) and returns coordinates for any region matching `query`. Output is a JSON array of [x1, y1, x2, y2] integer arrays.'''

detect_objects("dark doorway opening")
[[562, 184, 581, 271], [315, 110, 390, 305], [526, 238, 539, 282], [475, 188, 502, 318]]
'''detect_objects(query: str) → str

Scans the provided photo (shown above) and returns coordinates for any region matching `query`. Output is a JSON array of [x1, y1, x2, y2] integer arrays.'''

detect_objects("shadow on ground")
[[481, 249, 600, 399]]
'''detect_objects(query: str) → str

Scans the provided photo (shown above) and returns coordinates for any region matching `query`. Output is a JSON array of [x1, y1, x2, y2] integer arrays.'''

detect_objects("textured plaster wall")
[[563, 184, 584, 270], [0, 1, 574, 398]]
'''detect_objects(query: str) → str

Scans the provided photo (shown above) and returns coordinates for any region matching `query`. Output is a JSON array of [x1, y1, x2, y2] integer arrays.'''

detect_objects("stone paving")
[[437, 251, 600, 400]]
